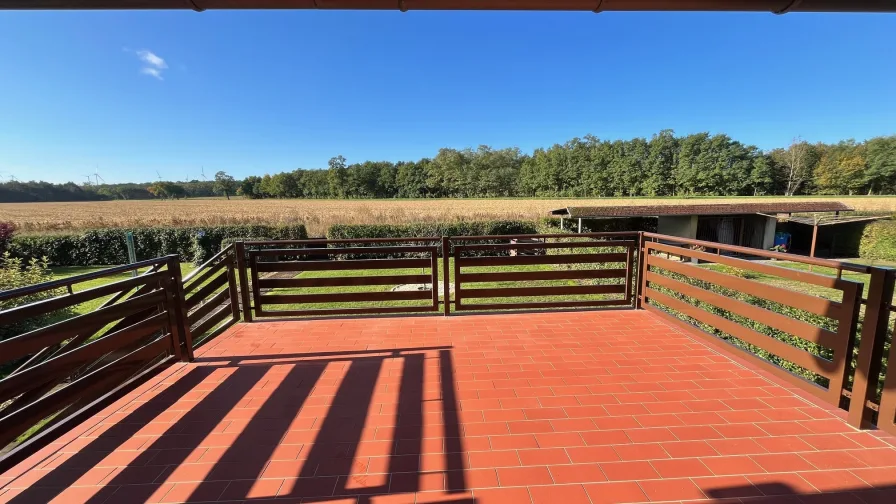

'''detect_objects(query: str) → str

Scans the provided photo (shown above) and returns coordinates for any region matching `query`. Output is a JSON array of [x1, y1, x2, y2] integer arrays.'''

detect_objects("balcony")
[[2, 233, 896, 503]]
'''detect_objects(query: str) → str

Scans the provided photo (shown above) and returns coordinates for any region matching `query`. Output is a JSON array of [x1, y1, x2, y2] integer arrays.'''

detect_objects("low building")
[[550, 201, 859, 254]]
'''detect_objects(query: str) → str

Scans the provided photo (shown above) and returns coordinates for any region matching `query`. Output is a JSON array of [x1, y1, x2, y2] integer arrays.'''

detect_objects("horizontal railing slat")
[[458, 252, 627, 268], [458, 300, 630, 311], [646, 254, 843, 319], [0, 291, 166, 364], [183, 245, 233, 284], [459, 284, 625, 299], [187, 289, 231, 326], [646, 271, 839, 349], [449, 232, 639, 241], [643, 232, 869, 274], [251, 246, 436, 256], [191, 305, 233, 338], [646, 241, 853, 290], [183, 259, 228, 295], [261, 290, 433, 304], [185, 273, 229, 310], [259, 274, 432, 289], [643, 287, 836, 379], [0, 272, 164, 326], [0, 313, 167, 405], [258, 306, 438, 318], [0, 257, 171, 303], [459, 269, 626, 283], [0, 336, 172, 450], [256, 258, 432, 272], [459, 241, 636, 251], [642, 300, 833, 403]]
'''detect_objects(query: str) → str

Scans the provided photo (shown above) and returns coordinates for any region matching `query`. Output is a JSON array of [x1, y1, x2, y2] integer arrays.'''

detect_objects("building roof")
[[3, 0, 893, 11], [781, 214, 887, 226], [550, 201, 854, 219]]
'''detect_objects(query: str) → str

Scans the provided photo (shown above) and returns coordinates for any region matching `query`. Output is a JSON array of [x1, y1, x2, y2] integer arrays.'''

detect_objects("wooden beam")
[[2, 0, 892, 12]]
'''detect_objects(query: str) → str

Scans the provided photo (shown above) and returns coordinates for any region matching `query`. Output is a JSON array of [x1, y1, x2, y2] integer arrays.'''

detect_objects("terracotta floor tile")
[[800, 451, 868, 470], [599, 461, 661, 481], [474, 487, 532, 504], [702, 455, 766, 476], [518, 448, 571, 466], [639, 478, 706, 501], [750, 453, 815, 473], [528, 483, 591, 504], [692, 475, 764, 499], [496, 466, 552, 487], [613, 443, 669, 461], [650, 457, 713, 478], [583, 481, 648, 503], [746, 472, 818, 495], [548, 464, 606, 484], [5, 311, 896, 504], [798, 469, 871, 492]]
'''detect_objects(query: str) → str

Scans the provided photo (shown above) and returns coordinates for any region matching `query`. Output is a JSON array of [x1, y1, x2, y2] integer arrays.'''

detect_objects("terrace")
[[3, 232, 896, 504]]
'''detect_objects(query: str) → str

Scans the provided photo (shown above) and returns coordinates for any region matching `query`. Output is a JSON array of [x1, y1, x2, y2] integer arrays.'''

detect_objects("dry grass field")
[[3, 196, 895, 236]]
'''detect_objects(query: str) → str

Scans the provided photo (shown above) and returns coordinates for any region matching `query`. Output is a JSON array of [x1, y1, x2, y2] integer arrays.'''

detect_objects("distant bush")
[[859, 219, 896, 261], [0, 221, 15, 258], [327, 220, 537, 240], [9, 224, 307, 266], [0, 253, 70, 343]]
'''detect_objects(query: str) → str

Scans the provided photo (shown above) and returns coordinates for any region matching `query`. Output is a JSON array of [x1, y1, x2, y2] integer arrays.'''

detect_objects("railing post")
[[635, 232, 647, 310], [226, 250, 241, 324], [847, 266, 895, 427], [442, 236, 451, 316], [234, 241, 253, 323], [166, 254, 193, 361]]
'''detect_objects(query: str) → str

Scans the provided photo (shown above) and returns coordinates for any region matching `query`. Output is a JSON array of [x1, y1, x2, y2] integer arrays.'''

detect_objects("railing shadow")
[[705, 481, 896, 502], [1, 346, 473, 504]]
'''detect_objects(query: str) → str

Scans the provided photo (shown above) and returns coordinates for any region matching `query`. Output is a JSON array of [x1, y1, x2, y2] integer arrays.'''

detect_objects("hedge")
[[859, 219, 896, 262], [327, 220, 538, 240], [10, 224, 307, 266]]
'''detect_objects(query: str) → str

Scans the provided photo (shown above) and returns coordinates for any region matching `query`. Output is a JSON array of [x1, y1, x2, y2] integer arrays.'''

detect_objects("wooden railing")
[[6, 230, 896, 467], [238, 238, 441, 319], [637, 232, 896, 438], [445, 232, 638, 314], [0, 256, 187, 469], [182, 244, 240, 353]]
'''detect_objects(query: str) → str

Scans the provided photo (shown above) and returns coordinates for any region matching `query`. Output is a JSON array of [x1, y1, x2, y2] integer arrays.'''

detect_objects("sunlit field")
[[3, 196, 894, 237]]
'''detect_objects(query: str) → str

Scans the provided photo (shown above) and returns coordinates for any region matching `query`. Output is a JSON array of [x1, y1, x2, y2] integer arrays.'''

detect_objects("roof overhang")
[[550, 201, 855, 219], [1, 0, 893, 12]]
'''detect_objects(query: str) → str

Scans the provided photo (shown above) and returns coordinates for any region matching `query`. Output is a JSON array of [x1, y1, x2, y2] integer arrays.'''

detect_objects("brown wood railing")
[[182, 244, 240, 353], [5, 230, 896, 468], [0, 256, 187, 470], [637, 232, 896, 438], [238, 238, 441, 319], [446, 232, 639, 314]]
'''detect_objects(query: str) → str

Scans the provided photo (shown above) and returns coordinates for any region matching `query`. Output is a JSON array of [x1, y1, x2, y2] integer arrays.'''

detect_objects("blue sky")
[[0, 10, 893, 184]]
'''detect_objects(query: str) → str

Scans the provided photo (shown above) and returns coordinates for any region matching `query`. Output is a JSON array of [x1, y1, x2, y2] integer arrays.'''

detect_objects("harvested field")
[[3, 196, 895, 236]]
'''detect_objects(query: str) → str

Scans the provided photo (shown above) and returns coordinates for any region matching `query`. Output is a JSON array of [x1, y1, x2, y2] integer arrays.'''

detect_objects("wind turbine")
[[200, 166, 207, 180], [94, 166, 106, 185], [156, 170, 163, 181], [84, 175, 93, 186]]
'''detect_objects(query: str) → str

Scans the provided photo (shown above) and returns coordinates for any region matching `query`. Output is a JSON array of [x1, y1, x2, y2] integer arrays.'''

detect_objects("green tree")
[[213, 171, 237, 200], [866, 135, 896, 194]]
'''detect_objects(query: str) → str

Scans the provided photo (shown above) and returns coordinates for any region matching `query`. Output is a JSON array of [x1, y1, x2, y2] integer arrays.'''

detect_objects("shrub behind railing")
[[9, 224, 307, 266]]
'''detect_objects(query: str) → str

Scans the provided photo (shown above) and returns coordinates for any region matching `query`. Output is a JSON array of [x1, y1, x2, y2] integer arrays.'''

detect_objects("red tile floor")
[[3, 310, 896, 504]]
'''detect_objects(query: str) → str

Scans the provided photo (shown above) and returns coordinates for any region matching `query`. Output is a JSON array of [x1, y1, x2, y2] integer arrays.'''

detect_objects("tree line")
[[3, 131, 895, 203]]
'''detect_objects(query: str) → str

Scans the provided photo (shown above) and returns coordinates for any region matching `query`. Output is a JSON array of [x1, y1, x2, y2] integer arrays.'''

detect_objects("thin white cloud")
[[141, 67, 164, 80], [133, 49, 168, 80]]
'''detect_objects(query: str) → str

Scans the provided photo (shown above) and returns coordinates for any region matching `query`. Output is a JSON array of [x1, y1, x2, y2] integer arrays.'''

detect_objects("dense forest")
[[3, 131, 895, 203]]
